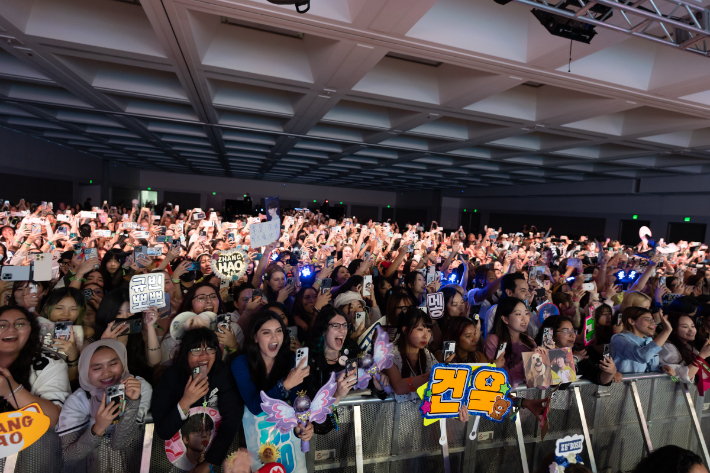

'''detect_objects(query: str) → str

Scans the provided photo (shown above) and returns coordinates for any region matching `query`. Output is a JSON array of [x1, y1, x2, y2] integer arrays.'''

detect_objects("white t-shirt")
[[391, 345, 436, 402], [29, 354, 71, 408]]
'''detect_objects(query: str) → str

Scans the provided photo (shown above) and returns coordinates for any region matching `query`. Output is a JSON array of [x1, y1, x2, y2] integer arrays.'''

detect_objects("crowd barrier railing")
[[1, 372, 707, 473]]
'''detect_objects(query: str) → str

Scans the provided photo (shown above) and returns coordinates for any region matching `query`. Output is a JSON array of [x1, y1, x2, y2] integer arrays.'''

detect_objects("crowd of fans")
[[0, 197, 707, 472]]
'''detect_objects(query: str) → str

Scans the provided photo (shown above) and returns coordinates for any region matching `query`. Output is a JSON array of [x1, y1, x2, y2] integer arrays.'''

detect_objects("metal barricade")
[[5, 373, 707, 472]]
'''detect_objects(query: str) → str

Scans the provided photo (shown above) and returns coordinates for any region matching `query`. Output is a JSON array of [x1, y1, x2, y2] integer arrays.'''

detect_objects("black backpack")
[[267, 0, 310, 13]]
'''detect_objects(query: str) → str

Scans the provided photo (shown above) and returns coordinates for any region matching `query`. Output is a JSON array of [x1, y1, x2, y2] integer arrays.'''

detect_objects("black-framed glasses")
[[395, 305, 415, 314], [189, 347, 217, 356], [328, 322, 350, 331]]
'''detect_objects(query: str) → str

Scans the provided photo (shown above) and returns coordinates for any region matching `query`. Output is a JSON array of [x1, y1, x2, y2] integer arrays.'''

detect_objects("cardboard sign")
[[419, 364, 512, 423], [522, 351, 552, 388], [129, 273, 166, 313], [584, 305, 595, 346], [537, 302, 560, 325], [555, 434, 584, 457], [0, 403, 50, 458], [426, 292, 445, 319], [210, 249, 248, 282], [250, 217, 280, 248], [549, 348, 577, 385]]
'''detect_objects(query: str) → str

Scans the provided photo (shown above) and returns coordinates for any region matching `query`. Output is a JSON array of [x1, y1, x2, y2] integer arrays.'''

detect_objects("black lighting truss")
[[516, 0, 710, 55]]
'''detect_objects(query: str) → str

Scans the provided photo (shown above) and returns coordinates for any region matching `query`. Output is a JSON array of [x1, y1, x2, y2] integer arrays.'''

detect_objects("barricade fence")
[[1, 373, 707, 473]]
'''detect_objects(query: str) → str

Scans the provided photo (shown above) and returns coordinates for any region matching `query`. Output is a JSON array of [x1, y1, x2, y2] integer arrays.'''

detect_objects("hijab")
[[78, 339, 129, 419]]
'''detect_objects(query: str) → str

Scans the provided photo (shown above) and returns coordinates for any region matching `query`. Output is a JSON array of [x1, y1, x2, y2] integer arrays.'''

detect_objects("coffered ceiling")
[[1, 0, 710, 189]]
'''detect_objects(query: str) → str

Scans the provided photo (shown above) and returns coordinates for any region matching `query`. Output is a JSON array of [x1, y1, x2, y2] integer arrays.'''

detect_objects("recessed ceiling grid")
[[1, 0, 710, 188]]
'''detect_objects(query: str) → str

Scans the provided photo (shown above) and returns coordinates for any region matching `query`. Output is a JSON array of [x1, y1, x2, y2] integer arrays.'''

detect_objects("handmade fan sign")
[[537, 302, 560, 325], [211, 249, 248, 281], [260, 372, 337, 452], [418, 364, 512, 423], [0, 403, 50, 458]]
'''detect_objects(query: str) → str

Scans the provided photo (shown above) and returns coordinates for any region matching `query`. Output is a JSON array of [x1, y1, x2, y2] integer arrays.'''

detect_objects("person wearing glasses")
[[38, 287, 94, 382], [172, 282, 240, 359], [81, 282, 105, 336], [232, 311, 313, 473], [383, 290, 417, 326], [302, 306, 389, 434], [94, 289, 162, 384], [535, 315, 621, 385], [152, 328, 243, 473], [610, 307, 674, 375], [0, 306, 70, 472]]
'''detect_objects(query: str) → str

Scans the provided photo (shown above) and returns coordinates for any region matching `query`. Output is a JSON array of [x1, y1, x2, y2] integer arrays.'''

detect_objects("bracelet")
[[67, 361, 78, 368], [148, 346, 161, 352], [66, 357, 78, 364], [69, 277, 87, 282], [5, 384, 22, 400], [407, 377, 414, 392], [172, 279, 180, 283], [208, 465, 215, 473]]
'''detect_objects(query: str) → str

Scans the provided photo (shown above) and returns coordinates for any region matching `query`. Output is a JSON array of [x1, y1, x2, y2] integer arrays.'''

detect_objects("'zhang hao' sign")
[[211, 249, 248, 281]]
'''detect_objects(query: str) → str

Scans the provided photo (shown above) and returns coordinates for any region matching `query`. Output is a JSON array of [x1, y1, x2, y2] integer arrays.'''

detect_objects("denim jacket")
[[610, 330, 662, 374]]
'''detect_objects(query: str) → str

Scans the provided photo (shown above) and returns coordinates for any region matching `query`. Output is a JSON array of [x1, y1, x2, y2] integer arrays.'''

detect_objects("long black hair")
[[491, 297, 534, 358], [95, 288, 152, 383], [100, 249, 127, 291], [244, 311, 293, 392], [172, 327, 223, 377], [395, 308, 433, 378]]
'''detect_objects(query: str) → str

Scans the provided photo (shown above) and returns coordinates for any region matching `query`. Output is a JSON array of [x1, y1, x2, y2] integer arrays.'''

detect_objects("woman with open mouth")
[[152, 328, 243, 473], [57, 339, 151, 473], [300, 306, 389, 435], [0, 306, 71, 472], [232, 311, 314, 473]]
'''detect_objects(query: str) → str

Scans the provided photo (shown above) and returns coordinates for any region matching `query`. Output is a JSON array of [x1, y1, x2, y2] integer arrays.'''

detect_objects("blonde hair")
[[620, 291, 652, 312]]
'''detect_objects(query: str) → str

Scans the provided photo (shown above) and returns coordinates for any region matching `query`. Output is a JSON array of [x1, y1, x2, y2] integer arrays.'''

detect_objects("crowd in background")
[[0, 196, 708, 473]]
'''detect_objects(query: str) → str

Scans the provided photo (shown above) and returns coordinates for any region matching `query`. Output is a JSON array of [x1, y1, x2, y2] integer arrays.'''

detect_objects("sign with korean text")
[[419, 364, 512, 423], [129, 273, 166, 313]]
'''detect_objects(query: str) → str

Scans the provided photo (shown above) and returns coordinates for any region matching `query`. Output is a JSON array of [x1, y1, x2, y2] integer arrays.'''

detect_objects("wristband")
[[69, 277, 87, 282], [407, 377, 414, 392], [4, 384, 22, 400], [172, 279, 180, 283], [66, 357, 78, 364]]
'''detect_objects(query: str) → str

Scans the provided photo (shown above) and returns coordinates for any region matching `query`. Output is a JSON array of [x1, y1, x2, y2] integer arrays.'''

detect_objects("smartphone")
[[253, 288, 263, 299], [345, 358, 358, 381], [54, 321, 72, 341], [659, 275, 667, 286], [495, 342, 507, 359], [83, 288, 94, 301], [603, 344, 610, 358], [543, 328, 554, 348], [287, 277, 295, 287], [199, 231, 207, 241], [31, 224, 42, 235], [363, 275, 372, 296], [583, 282, 595, 291], [354, 311, 366, 329], [156, 235, 173, 243], [105, 384, 126, 415], [112, 318, 143, 334], [187, 261, 201, 271], [192, 365, 207, 381], [320, 278, 332, 295], [216, 314, 231, 334], [442, 341, 455, 361], [287, 326, 298, 340], [227, 233, 235, 243], [295, 347, 309, 369]]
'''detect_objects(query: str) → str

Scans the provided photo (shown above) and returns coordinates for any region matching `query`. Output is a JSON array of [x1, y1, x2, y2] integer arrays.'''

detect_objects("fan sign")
[[556, 434, 585, 457], [211, 249, 248, 282], [129, 273, 166, 313], [419, 364, 512, 423], [584, 305, 595, 346], [0, 403, 50, 458], [537, 302, 560, 325], [426, 292, 445, 319]]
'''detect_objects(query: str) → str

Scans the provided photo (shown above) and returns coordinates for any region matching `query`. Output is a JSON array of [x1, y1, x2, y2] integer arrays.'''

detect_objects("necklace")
[[404, 351, 423, 377]]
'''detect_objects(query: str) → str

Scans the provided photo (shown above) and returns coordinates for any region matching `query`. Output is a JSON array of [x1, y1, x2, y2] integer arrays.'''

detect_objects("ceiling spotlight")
[[530, 0, 611, 44]]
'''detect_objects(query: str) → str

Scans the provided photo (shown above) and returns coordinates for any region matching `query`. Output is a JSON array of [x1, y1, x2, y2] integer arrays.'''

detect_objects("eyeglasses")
[[396, 305, 415, 314], [328, 322, 350, 331], [0, 321, 30, 332], [189, 347, 216, 356], [192, 294, 219, 304], [554, 329, 578, 335], [59, 261, 71, 266]]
